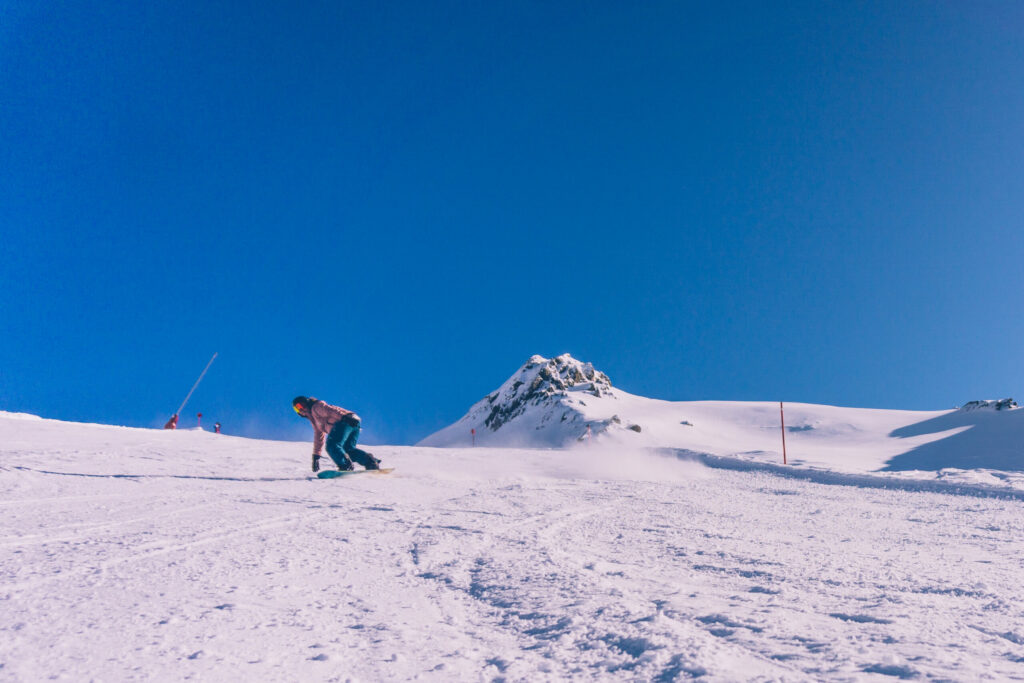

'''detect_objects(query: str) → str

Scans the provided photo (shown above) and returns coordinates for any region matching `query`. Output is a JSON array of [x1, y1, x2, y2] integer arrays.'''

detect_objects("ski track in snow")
[[2, 421, 1024, 680]]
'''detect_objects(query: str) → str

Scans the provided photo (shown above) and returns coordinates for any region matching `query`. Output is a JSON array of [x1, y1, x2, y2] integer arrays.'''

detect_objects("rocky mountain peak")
[[482, 354, 613, 432], [958, 398, 1018, 412]]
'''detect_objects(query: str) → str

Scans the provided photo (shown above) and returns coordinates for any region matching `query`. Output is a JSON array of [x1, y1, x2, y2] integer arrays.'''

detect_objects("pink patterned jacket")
[[306, 399, 358, 455]]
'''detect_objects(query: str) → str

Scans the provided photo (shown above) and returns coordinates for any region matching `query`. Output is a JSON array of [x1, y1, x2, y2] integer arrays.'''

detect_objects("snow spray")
[[544, 446, 712, 483]]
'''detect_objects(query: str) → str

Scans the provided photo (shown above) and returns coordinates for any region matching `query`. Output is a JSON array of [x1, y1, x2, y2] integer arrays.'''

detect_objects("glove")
[[312, 454, 320, 472]]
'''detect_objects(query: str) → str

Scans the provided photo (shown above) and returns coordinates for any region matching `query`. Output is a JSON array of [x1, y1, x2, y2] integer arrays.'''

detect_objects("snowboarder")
[[163, 414, 178, 430], [214, 422, 221, 434], [291, 396, 381, 473]]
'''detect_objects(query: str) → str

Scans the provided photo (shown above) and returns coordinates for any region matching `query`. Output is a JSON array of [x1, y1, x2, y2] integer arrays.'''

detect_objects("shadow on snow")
[[883, 409, 1024, 472], [12, 466, 309, 483]]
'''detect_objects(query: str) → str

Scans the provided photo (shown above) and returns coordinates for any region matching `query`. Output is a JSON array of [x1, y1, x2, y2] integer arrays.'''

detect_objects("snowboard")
[[317, 467, 394, 479]]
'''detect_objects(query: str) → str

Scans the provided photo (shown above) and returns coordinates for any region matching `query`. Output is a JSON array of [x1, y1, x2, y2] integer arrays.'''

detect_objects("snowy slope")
[[3, 412, 1024, 680], [420, 355, 1024, 486]]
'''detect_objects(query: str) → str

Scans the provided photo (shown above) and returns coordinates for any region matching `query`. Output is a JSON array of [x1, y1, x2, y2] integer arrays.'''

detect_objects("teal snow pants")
[[325, 421, 379, 470]]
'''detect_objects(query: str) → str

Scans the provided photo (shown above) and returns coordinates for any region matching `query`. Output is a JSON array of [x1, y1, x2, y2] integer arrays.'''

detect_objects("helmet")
[[292, 396, 311, 416]]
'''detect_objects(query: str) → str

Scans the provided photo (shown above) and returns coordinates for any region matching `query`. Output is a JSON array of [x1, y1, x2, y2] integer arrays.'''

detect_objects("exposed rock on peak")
[[958, 399, 1018, 412], [482, 354, 613, 432], [418, 354, 633, 448]]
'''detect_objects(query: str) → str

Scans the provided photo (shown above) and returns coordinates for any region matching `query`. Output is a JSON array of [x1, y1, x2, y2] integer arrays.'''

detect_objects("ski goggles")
[[292, 403, 306, 415]]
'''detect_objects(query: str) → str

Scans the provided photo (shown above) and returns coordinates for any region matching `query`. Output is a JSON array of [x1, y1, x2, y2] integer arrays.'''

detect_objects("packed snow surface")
[[3, 412, 1024, 681]]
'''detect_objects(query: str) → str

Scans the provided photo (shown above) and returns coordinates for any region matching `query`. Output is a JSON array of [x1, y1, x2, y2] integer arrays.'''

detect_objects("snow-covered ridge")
[[0, 411, 43, 421], [958, 398, 1018, 412], [419, 354, 1024, 477]]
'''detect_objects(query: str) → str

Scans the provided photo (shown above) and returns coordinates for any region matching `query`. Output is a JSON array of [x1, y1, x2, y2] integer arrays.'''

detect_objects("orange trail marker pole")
[[780, 401, 788, 465]]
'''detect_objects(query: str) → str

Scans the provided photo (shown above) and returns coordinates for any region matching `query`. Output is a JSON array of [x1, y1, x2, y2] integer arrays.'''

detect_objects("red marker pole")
[[471, 428, 476, 447], [197, 412, 203, 430], [779, 402, 787, 465]]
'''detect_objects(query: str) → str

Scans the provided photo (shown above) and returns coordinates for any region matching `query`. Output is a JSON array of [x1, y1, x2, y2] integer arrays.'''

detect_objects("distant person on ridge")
[[291, 396, 381, 473], [163, 414, 178, 430]]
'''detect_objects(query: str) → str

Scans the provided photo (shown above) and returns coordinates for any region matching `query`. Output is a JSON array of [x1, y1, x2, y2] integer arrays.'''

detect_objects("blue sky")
[[2, 1, 1022, 444]]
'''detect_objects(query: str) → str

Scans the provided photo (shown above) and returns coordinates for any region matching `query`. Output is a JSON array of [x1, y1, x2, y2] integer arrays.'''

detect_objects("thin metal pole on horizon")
[[780, 401, 788, 465], [176, 353, 218, 417]]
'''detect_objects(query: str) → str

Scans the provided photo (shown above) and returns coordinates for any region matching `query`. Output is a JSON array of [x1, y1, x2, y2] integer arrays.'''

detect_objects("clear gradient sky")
[[2, 1, 1022, 444]]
